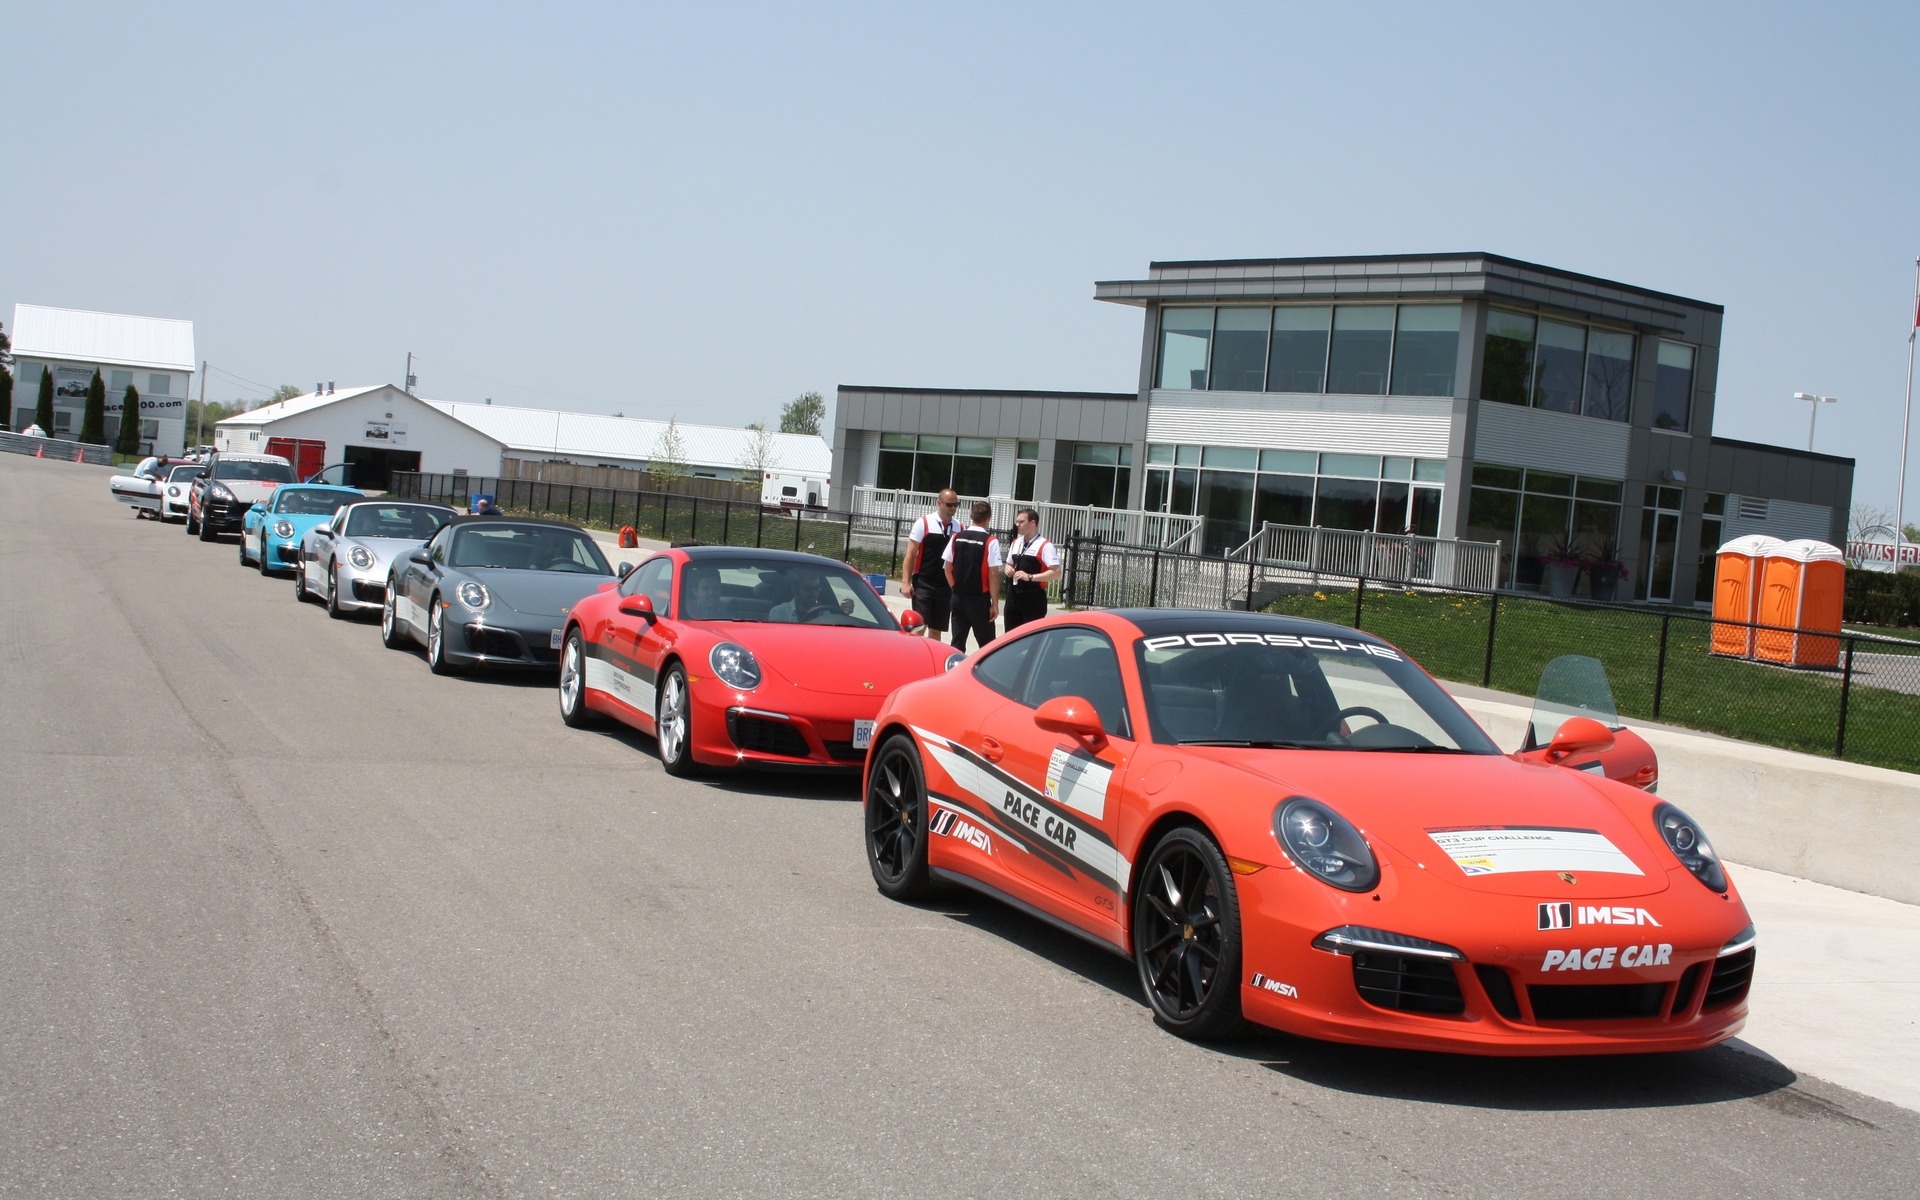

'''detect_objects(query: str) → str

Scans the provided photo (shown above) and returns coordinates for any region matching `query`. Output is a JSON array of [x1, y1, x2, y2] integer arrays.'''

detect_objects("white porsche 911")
[[294, 499, 457, 617]]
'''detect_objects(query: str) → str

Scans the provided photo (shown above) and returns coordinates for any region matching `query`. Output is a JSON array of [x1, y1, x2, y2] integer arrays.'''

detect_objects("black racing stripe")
[[928, 788, 1081, 883], [581, 636, 658, 688]]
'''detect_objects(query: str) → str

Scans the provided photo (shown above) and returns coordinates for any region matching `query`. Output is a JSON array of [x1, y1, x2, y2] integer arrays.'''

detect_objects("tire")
[[557, 629, 604, 729], [294, 558, 309, 602], [864, 734, 931, 900], [426, 598, 457, 675], [1132, 826, 1248, 1041], [198, 513, 215, 541], [239, 532, 251, 566], [380, 580, 410, 649], [655, 664, 699, 776], [325, 561, 346, 619], [257, 534, 271, 575], [185, 508, 198, 535]]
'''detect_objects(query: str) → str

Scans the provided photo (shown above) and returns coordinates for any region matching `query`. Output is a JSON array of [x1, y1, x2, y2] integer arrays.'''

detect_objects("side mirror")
[[1544, 716, 1615, 763], [618, 594, 658, 623], [314, 525, 333, 537], [408, 549, 432, 566], [617, 561, 633, 577], [1034, 695, 1107, 749], [899, 609, 926, 634], [195, 470, 208, 480]]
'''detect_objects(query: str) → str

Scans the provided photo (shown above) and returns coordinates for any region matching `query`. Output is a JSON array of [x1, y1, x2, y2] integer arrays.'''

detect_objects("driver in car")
[[770, 567, 852, 623]]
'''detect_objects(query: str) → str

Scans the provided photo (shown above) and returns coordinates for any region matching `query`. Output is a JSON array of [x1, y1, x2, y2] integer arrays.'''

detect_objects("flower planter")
[[1541, 561, 1581, 597], [1589, 564, 1625, 601]]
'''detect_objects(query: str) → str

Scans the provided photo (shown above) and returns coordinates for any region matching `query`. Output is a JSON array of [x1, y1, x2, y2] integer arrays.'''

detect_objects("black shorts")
[[911, 578, 951, 631]]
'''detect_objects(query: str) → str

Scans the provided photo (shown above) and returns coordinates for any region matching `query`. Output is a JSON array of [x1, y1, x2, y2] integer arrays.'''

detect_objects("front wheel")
[[426, 598, 458, 675], [656, 664, 699, 775], [293, 558, 309, 602], [380, 581, 409, 649], [198, 513, 215, 542], [185, 508, 199, 535], [238, 531, 251, 565], [257, 534, 271, 575], [865, 735, 931, 900], [1132, 826, 1248, 1041], [557, 629, 604, 728]]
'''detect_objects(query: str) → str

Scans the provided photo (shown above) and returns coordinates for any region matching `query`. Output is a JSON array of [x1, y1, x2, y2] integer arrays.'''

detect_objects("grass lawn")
[[1265, 586, 1920, 775]]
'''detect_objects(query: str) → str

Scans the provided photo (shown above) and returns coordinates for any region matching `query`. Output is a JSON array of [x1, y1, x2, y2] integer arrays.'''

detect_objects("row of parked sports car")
[[109, 451, 1758, 1057]]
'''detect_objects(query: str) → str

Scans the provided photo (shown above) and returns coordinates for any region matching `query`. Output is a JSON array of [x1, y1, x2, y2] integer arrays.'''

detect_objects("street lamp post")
[[1794, 391, 1837, 452]]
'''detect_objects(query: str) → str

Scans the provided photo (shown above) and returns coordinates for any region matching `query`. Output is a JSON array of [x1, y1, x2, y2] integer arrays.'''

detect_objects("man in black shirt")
[[942, 500, 1003, 652]]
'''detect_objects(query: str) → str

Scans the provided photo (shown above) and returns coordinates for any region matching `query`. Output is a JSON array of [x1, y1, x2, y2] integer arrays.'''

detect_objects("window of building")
[[1146, 445, 1449, 553], [1584, 329, 1634, 421], [55, 410, 74, 432], [1640, 485, 1685, 600], [1157, 308, 1213, 390], [1068, 443, 1132, 509], [1532, 319, 1587, 414], [1695, 492, 1725, 605], [1014, 440, 1039, 501], [1158, 303, 1460, 399], [875, 433, 992, 496], [1209, 307, 1269, 392], [148, 374, 171, 396], [1465, 464, 1625, 590], [109, 370, 133, 394], [1653, 341, 1695, 431], [1482, 311, 1536, 406], [1483, 310, 1637, 424], [1268, 306, 1330, 392], [1388, 305, 1460, 396], [141, 419, 159, 439], [1326, 306, 1393, 396]]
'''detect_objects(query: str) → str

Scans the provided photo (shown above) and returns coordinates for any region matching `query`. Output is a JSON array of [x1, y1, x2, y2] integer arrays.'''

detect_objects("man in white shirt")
[[900, 488, 961, 640], [1002, 507, 1060, 631], [942, 500, 1003, 652]]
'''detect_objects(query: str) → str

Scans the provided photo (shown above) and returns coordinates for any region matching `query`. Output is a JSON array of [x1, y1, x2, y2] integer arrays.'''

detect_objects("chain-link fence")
[[1062, 533, 1920, 774]]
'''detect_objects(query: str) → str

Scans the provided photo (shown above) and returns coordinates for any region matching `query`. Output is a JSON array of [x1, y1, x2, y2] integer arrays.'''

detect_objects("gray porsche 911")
[[381, 515, 627, 674]]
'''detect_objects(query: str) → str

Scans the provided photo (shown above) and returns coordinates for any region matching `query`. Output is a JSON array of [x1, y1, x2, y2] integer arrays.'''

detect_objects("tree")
[[114, 385, 143, 457], [737, 423, 781, 479], [779, 391, 826, 436], [79, 370, 106, 444], [650, 416, 689, 487], [269, 384, 302, 405], [35, 363, 54, 432]]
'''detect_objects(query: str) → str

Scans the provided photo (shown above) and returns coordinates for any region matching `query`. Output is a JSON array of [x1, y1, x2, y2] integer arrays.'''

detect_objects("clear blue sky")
[[5, 1, 1917, 512]]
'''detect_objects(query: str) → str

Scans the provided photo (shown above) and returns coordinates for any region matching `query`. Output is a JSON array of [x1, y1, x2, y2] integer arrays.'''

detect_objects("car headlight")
[[943, 652, 965, 672], [209, 483, 234, 501], [348, 546, 374, 570], [272, 520, 294, 539], [709, 642, 761, 690], [1653, 802, 1727, 892], [166, 485, 180, 497], [456, 581, 490, 610], [1273, 796, 1379, 892]]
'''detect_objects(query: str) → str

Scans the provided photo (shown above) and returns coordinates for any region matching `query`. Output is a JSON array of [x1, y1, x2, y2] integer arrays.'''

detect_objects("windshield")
[[275, 487, 359, 515], [1134, 630, 1499, 753], [217, 459, 295, 482], [449, 524, 612, 574], [344, 503, 452, 540], [1525, 655, 1622, 749], [678, 559, 895, 628], [166, 464, 200, 482]]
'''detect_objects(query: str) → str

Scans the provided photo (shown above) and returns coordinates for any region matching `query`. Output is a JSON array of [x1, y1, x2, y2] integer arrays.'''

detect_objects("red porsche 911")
[[862, 609, 1754, 1055], [558, 546, 962, 773]]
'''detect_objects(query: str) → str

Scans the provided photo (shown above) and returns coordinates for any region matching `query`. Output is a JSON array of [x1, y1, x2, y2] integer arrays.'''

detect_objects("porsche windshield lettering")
[[1141, 632, 1401, 660]]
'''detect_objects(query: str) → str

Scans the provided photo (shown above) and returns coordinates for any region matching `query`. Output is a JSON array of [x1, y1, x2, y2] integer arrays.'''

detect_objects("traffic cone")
[[619, 525, 638, 548], [73, 448, 84, 463], [34, 445, 44, 458]]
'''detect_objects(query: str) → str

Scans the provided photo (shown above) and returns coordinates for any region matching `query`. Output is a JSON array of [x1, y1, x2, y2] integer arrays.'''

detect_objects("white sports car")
[[294, 499, 457, 617], [156, 461, 203, 523]]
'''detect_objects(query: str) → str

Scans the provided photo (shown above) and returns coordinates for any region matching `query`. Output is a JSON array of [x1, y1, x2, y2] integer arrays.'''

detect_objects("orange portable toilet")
[[1711, 535, 1780, 658], [1783, 540, 1846, 667]]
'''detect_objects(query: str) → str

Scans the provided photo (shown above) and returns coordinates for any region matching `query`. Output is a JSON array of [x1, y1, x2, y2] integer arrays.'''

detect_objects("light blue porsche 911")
[[239, 484, 364, 575]]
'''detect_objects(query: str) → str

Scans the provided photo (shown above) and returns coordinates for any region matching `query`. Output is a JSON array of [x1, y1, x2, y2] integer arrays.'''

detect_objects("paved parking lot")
[[3, 454, 1917, 1198]]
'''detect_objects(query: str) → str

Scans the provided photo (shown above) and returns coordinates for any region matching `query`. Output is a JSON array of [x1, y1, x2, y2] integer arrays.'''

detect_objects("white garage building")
[[9, 303, 195, 455]]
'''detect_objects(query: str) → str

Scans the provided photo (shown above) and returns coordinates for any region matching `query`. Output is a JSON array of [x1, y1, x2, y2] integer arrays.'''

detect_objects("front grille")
[[1703, 948, 1756, 1011], [823, 740, 867, 762], [465, 626, 528, 659], [727, 712, 811, 758], [351, 579, 386, 601], [1528, 982, 1667, 1022], [1351, 952, 1464, 1015], [1474, 965, 1522, 1020], [272, 544, 299, 564]]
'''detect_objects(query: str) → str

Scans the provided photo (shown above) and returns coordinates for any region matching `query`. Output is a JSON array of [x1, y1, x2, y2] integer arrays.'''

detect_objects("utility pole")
[[1896, 257, 1919, 568], [405, 351, 416, 395], [196, 359, 208, 448]]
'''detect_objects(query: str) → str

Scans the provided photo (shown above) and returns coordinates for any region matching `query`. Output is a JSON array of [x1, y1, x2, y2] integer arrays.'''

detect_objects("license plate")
[[550, 628, 563, 649], [853, 719, 875, 751]]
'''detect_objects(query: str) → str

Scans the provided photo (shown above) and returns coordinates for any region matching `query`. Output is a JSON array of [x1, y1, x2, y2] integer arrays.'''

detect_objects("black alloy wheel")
[[655, 664, 698, 776], [557, 629, 603, 729], [325, 561, 346, 619], [865, 735, 931, 900], [1132, 826, 1248, 1041], [380, 580, 409, 649]]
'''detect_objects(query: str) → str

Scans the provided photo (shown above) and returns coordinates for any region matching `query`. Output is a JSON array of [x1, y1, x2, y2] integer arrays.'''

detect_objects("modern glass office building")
[[831, 254, 1853, 604]]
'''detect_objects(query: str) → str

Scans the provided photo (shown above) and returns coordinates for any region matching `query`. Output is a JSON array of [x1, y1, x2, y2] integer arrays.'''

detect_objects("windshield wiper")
[[1177, 739, 1328, 749], [1344, 744, 1475, 754]]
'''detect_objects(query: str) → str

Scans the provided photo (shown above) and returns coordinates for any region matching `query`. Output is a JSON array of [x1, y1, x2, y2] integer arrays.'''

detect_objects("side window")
[[622, 556, 673, 608], [1021, 627, 1132, 740], [972, 633, 1038, 700], [427, 529, 450, 565]]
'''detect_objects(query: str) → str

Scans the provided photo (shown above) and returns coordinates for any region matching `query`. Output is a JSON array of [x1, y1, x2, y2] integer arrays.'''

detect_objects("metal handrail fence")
[[1063, 533, 1920, 774], [850, 485, 1203, 550], [1226, 521, 1503, 592]]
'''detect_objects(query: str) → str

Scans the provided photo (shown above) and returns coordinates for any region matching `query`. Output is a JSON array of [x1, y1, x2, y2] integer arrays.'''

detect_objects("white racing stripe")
[[584, 655, 651, 709]]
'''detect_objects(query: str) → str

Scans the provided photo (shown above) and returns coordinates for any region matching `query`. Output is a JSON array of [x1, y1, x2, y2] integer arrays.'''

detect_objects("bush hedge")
[[1845, 567, 1920, 628]]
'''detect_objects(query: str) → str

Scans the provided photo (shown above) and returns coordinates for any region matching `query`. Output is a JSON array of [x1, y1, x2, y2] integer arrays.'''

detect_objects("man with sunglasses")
[[900, 488, 962, 641]]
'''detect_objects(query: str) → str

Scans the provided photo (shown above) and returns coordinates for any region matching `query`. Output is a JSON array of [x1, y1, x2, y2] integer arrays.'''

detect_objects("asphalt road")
[[3, 452, 1916, 1199]]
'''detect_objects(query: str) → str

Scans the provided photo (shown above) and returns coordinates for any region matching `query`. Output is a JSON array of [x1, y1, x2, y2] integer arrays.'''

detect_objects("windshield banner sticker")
[[1046, 746, 1111, 819], [1426, 827, 1644, 877]]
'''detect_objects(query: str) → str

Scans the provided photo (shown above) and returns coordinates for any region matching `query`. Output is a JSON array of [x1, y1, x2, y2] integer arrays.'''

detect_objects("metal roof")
[[424, 400, 832, 476], [10, 303, 197, 371], [214, 384, 397, 427]]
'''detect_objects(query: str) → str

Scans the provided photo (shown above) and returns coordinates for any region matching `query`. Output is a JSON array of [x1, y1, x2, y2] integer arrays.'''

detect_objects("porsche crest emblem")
[[1558, 872, 1577, 885], [863, 681, 875, 690]]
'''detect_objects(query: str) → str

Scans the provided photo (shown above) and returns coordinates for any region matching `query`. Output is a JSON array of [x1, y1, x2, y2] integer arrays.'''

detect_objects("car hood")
[[1193, 749, 1673, 899], [338, 536, 427, 569], [467, 569, 614, 618], [217, 481, 283, 503], [726, 624, 953, 696]]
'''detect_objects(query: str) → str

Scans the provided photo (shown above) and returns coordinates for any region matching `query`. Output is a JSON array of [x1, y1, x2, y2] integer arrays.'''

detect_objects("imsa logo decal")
[[1539, 903, 1663, 930], [1538, 902, 1573, 931], [1249, 972, 1299, 999], [929, 806, 992, 855]]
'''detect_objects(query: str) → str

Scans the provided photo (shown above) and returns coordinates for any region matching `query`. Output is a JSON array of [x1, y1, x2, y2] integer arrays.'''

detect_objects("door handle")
[[981, 737, 1004, 763]]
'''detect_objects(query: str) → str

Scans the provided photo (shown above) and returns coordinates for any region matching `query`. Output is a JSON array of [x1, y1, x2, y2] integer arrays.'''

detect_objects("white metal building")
[[425, 400, 832, 482], [214, 385, 505, 488], [9, 304, 196, 454]]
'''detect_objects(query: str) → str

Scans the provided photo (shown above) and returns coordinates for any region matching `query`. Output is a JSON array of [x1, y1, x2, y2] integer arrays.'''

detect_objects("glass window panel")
[[1201, 446, 1256, 470], [1653, 341, 1694, 431], [1327, 305, 1393, 396], [1174, 445, 1201, 466], [1198, 469, 1255, 553], [147, 374, 171, 396], [1376, 480, 1412, 532], [1389, 303, 1460, 396], [1516, 494, 1574, 589], [1118, 445, 1131, 466], [1695, 515, 1723, 604], [1147, 443, 1173, 465], [1410, 486, 1443, 537], [881, 432, 916, 450], [1702, 492, 1725, 516], [1482, 310, 1535, 406], [1069, 463, 1123, 508], [917, 434, 955, 453], [1171, 467, 1198, 515], [1158, 308, 1213, 390], [1209, 307, 1270, 392], [1466, 487, 1519, 585], [876, 450, 914, 490], [1319, 453, 1381, 478], [1017, 440, 1039, 459], [956, 437, 993, 457], [1532, 319, 1587, 414], [913, 453, 953, 494], [953, 455, 992, 497], [1314, 478, 1378, 532], [1014, 462, 1035, 502], [1259, 449, 1314, 472], [1584, 328, 1634, 421], [1571, 498, 1621, 560], [1575, 478, 1623, 502], [1383, 456, 1413, 481], [1253, 473, 1313, 530], [1267, 306, 1331, 393], [1523, 470, 1574, 496], [109, 369, 133, 393], [141, 419, 159, 438], [1144, 467, 1170, 513], [1413, 459, 1448, 483], [1074, 443, 1118, 465], [1474, 464, 1522, 490]]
